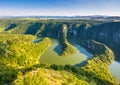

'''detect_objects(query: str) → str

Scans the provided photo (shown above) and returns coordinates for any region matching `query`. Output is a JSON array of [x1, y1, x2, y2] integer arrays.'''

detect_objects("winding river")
[[35, 38, 120, 81], [40, 39, 93, 65], [109, 61, 120, 81]]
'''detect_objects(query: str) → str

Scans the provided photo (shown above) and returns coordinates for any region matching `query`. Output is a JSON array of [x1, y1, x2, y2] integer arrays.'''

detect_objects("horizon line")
[[0, 15, 120, 17]]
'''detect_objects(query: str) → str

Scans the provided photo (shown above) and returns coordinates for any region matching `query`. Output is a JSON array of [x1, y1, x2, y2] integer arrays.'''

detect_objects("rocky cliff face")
[[85, 22, 120, 61], [39, 22, 120, 61], [79, 40, 114, 65], [1, 19, 120, 61]]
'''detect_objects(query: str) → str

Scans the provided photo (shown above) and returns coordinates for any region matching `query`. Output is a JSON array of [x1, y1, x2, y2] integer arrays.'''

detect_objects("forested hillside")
[[0, 19, 119, 61], [0, 19, 120, 85]]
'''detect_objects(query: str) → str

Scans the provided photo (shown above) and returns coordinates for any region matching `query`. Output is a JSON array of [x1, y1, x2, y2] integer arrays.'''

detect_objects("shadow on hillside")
[[5, 24, 17, 31], [0, 63, 18, 84], [25, 22, 42, 35], [75, 60, 88, 67], [53, 44, 62, 56]]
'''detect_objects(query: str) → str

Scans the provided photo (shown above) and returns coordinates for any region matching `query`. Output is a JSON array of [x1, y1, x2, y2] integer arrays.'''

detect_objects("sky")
[[0, 0, 120, 16]]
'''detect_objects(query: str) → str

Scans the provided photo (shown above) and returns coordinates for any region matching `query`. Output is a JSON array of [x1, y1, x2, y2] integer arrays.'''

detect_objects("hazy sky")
[[0, 0, 120, 16]]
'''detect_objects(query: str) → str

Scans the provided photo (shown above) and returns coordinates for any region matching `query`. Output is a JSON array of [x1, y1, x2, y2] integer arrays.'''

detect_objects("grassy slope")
[[0, 19, 119, 85], [13, 68, 89, 85], [80, 40, 119, 85], [0, 34, 51, 68]]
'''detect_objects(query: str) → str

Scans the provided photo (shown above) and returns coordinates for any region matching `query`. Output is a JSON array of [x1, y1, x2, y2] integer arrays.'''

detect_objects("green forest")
[[0, 18, 120, 85]]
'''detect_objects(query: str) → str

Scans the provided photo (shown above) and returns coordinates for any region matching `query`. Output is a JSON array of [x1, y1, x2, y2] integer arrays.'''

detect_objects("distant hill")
[[0, 19, 120, 61], [0, 15, 120, 21]]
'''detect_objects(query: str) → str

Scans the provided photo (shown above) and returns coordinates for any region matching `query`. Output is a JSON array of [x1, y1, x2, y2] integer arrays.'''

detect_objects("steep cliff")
[[0, 19, 120, 61]]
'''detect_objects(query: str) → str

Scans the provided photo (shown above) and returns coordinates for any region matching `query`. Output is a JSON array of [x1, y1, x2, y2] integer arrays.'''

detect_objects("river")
[[40, 39, 93, 65], [109, 61, 120, 81], [37, 38, 120, 81]]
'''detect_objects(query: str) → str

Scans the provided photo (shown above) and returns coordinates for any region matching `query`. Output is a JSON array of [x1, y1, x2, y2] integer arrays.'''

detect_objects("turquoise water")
[[40, 39, 93, 65], [109, 61, 120, 81]]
